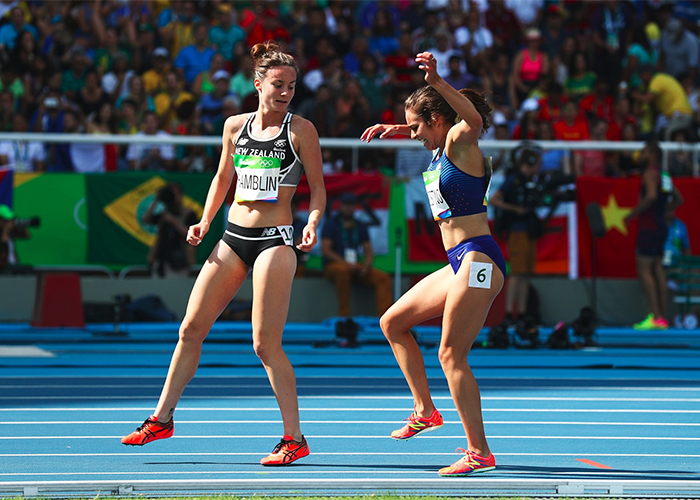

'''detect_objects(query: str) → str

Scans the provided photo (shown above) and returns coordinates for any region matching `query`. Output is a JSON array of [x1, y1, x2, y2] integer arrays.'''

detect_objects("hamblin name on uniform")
[[238, 172, 278, 192], [235, 147, 286, 160]]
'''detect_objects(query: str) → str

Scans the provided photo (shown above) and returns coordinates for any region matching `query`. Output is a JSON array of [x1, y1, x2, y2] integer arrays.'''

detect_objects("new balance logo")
[[238, 138, 249, 145], [260, 228, 277, 237]]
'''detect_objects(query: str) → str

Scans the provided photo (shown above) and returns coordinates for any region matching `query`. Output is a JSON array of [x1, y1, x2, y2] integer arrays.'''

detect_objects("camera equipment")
[[14, 216, 41, 230], [514, 315, 539, 348], [484, 322, 509, 349], [571, 306, 597, 346], [546, 320, 571, 349]]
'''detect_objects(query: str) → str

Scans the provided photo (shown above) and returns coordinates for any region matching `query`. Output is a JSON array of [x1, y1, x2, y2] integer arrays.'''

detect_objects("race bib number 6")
[[469, 262, 493, 289]]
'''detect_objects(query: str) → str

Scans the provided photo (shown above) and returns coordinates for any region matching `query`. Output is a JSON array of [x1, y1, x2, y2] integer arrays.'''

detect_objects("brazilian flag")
[[86, 172, 222, 266]]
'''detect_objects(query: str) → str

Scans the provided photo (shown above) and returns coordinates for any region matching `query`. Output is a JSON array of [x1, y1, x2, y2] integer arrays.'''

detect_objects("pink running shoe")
[[438, 449, 496, 476], [390, 409, 443, 440], [121, 415, 173, 446]]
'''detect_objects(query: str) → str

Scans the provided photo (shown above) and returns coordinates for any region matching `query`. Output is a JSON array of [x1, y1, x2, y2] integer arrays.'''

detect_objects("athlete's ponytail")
[[251, 40, 298, 82]]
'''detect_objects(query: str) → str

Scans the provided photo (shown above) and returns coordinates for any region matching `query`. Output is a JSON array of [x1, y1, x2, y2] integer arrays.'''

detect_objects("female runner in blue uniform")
[[361, 52, 504, 476], [121, 41, 326, 466]]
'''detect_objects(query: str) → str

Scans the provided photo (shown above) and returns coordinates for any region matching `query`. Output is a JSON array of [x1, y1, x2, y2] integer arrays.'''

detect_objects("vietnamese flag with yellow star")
[[577, 176, 700, 278]]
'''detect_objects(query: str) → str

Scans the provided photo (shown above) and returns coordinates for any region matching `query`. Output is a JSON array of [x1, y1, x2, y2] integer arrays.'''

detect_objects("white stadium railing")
[[0, 133, 697, 176]]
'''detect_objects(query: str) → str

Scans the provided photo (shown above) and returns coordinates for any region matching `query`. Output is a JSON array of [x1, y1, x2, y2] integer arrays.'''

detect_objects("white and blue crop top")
[[232, 112, 304, 203]]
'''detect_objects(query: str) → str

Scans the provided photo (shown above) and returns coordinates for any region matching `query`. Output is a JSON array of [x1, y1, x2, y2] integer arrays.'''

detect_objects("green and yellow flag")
[[86, 172, 221, 266]]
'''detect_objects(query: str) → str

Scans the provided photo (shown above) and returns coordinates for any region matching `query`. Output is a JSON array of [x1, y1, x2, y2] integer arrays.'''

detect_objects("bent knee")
[[179, 320, 209, 344], [380, 309, 411, 342], [252, 339, 283, 363], [438, 345, 469, 371]]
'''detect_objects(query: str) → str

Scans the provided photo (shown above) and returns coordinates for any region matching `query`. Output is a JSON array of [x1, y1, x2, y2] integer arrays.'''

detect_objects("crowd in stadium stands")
[[0, 0, 698, 176]]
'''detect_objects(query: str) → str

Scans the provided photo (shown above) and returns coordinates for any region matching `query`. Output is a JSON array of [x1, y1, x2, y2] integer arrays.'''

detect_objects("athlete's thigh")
[[183, 240, 250, 330], [441, 252, 505, 356], [250, 245, 297, 343], [386, 264, 454, 330]]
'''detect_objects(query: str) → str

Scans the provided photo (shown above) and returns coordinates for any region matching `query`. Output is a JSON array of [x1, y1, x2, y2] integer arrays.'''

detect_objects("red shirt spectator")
[[246, 9, 291, 48], [553, 101, 590, 140], [580, 80, 614, 120], [538, 82, 567, 121]]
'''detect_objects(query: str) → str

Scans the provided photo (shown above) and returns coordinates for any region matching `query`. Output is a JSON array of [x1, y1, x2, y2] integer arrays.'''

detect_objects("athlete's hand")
[[361, 124, 400, 143], [296, 224, 317, 252], [187, 221, 210, 246], [416, 51, 440, 85]]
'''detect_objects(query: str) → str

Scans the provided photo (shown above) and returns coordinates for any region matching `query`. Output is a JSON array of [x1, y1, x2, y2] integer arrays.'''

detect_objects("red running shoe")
[[260, 435, 310, 466], [391, 409, 443, 440], [438, 449, 496, 476], [121, 415, 173, 446]]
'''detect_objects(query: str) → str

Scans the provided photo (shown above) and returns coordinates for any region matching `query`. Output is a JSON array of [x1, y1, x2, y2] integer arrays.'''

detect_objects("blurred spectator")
[[10, 29, 40, 78], [30, 90, 65, 134], [294, 6, 330, 64], [367, 7, 399, 58], [564, 52, 596, 102], [143, 47, 170, 96], [551, 35, 577, 86], [574, 118, 612, 177], [659, 17, 698, 83], [0, 90, 13, 131], [536, 120, 566, 173], [443, 54, 473, 91], [246, 7, 290, 48], [198, 70, 232, 135], [668, 129, 694, 177], [117, 99, 140, 135], [607, 94, 636, 140], [334, 77, 370, 139], [208, 3, 244, 63], [633, 65, 693, 141], [357, 54, 390, 121], [538, 81, 566, 122], [454, 8, 493, 76], [126, 111, 175, 171], [610, 121, 640, 178], [484, 0, 521, 58], [87, 102, 118, 172], [303, 55, 343, 94], [427, 28, 463, 78], [512, 97, 540, 140], [411, 9, 440, 53], [74, 69, 110, 120], [91, 23, 130, 75], [384, 31, 416, 88], [321, 192, 392, 318], [590, 0, 635, 88], [154, 70, 194, 131], [511, 28, 549, 106], [343, 34, 370, 76], [176, 122, 212, 173], [540, 5, 569, 60], [481, 51, 514, 120], [0, 114, 45, 172], [623, 25, 658, 91], [580, 80, 614, 121], [505, 0, 543, 28], [102, 53, 135, 103], [553, 100, 590, 141], [0, 6, 37, 52], [115, 75, 155, 120], [159, 1, 198, 56], [191, 52, 227, 99], [142, 181, 197, 277], [296, 83, 337, 139], [173, 22, 215, 87], [61, 46, 89, 101], [229, 54, 256, 110], [0, 63, 24, 111]]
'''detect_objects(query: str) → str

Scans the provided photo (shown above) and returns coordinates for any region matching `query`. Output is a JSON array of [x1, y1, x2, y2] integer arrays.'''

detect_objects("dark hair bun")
[[251, 40, 280, 60]]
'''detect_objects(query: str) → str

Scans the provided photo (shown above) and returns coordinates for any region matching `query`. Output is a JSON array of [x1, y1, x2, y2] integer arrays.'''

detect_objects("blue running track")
[[0, 319, 699, 497]]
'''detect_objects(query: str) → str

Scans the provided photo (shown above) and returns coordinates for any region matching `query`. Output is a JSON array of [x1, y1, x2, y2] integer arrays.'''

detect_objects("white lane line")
[[1, 452, 699, 458], [2, 395, 699, 401], [1, 383, 699, 391], [1, 435, 699, 440], [0, 407, 699, 413], [1, 420, 699, 427]]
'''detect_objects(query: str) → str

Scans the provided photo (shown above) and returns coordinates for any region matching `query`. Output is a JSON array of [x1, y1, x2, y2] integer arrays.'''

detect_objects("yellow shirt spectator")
[[649, 73, 693, 117]]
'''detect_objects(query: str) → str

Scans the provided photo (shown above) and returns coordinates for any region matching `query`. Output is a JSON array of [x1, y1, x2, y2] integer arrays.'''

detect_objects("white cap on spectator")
[[520, 97, 539, 113], [213, 70, 230, 81], [493, 110, 507, 126], [153, 47, 169, 58]]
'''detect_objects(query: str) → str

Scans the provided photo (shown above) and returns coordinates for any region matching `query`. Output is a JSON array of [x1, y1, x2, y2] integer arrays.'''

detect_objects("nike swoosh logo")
[[455, 249, 468, 262]]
